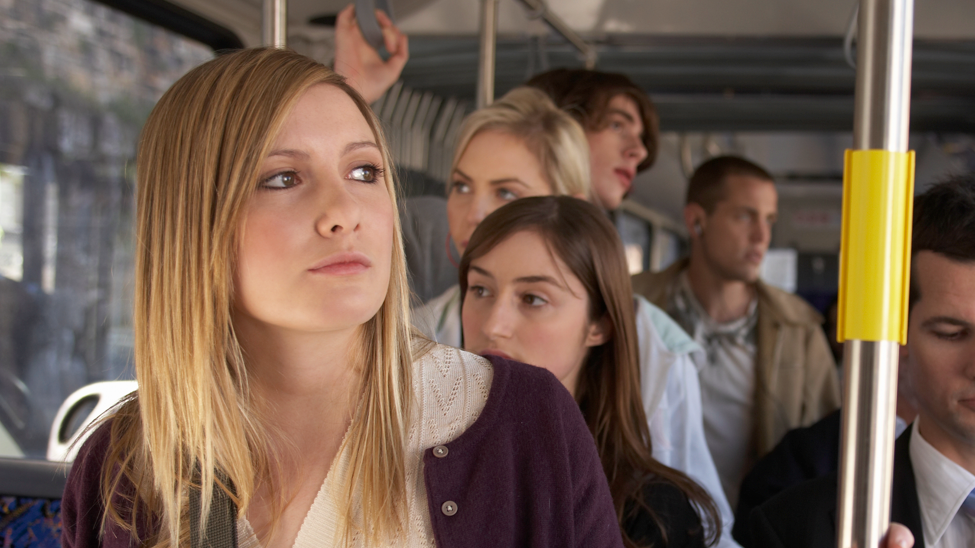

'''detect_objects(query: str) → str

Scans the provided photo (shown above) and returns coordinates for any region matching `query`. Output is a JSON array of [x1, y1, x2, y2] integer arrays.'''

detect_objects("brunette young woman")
[[59, 48, 623, 548], [415, 86, 738, 548], [459, 196, 719, 548]]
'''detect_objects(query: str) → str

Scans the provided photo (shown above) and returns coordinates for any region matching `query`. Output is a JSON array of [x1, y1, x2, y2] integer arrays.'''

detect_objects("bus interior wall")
[[0, 0, 974, 459]]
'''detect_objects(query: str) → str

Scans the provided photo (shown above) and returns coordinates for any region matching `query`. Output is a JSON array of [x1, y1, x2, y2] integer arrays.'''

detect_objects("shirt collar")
[[670, 271, 757, 343], [909, 419, 975, 546]]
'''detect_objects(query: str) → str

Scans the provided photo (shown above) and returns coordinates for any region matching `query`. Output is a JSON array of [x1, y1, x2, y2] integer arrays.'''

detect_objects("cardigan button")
[[433, 445, 449, 458], [441, 501, 458, 516]]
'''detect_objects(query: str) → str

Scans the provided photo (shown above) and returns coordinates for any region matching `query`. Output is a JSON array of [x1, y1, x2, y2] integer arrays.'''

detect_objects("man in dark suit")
[[750, 174, 975, 548]]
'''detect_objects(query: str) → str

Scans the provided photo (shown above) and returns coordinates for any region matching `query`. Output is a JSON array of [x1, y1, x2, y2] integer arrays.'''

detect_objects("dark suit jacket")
[[735, 410, 842, 547], [749, 426, 924, 548]]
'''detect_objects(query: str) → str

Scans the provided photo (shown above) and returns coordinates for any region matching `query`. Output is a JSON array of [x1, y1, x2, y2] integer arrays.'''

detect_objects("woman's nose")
[[483, 300, 514, 340], [315, 180, 362, 237], [468, 195, 490, 225]]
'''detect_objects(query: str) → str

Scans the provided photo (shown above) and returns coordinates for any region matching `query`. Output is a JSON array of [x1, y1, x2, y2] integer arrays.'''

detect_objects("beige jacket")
[[631, 258, 841, 457]]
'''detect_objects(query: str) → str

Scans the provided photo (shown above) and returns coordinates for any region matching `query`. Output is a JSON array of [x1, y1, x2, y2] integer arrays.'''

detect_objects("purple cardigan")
[[61, 355, 624, 548]]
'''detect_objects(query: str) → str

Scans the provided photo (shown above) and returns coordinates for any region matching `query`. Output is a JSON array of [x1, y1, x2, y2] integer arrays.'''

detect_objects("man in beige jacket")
[[631, 156, 840, 506]]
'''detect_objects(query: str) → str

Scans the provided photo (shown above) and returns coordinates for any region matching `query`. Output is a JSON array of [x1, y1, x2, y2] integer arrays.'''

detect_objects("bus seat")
[[0, 457, 67, 547], [47, 381, 137, 463], [400, 194, 457, 304]]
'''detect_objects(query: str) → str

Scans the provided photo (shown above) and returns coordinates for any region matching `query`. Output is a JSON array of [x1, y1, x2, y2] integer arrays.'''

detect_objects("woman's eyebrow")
[[515, 275, 566, 290], [344, 141, 379, 154], [490, 178, 529, 187], [267, 148, 309, 159], [469, 265, 495, 279], [267, 141, 378, 159], [451, 168, 529, 188]]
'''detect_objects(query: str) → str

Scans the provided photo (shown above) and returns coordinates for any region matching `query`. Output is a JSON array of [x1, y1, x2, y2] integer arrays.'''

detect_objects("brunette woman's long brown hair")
[[459, 196, 720, 547]]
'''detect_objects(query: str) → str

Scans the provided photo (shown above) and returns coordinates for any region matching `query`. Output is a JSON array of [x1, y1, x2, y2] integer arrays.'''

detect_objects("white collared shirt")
[[909, 420, 975, 548]]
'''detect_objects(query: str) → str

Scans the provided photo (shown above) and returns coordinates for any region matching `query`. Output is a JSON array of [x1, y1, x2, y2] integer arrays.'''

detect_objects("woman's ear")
[[584, 314, 613, 348]]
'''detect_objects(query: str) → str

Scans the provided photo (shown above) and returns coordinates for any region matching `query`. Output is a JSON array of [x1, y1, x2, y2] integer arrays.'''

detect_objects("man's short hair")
[[909, 173, 975, 308], [525, 68, 659, 173], [686, 155, 774, 214]]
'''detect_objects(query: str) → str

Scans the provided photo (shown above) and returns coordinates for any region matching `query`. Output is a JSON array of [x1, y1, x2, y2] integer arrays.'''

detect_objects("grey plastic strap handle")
[[355, 0, 395, 51]]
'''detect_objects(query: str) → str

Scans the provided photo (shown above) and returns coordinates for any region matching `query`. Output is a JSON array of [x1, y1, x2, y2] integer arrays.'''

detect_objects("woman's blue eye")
[[450, 181, 471, 194], [350, 164, 383, 183], [498, 188, 518, 201], [261, 171, 299, 189]]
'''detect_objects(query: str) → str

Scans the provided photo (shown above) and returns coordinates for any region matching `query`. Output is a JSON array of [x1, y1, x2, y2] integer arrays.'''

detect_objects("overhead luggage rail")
[[478, 0, 598, 108], [516, 0, 597, 70]]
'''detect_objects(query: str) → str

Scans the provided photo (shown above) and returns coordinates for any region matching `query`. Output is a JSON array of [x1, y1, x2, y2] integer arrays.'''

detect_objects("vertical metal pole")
[[477, 0, 499, 109], [853, 0, 913, 152], [263, 0, 287, 48], [837, 0, 914, 546]]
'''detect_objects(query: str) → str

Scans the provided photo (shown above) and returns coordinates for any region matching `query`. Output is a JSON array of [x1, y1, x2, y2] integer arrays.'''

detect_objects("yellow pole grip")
[[838, 150, 915, 344]]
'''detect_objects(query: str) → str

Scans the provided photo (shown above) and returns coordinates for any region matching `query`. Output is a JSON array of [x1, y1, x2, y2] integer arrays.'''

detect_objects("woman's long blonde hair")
[[101, 48, 415, 546], [451, 86, 591, 199]]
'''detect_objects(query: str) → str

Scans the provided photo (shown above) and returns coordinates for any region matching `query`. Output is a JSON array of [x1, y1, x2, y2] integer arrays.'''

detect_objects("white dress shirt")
[[634, 296, 741, 548], [909, 420, 975, 548]]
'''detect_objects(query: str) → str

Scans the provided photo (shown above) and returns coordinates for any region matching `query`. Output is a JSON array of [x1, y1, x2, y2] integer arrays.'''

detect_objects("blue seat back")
[[0, 458, 67, 547]]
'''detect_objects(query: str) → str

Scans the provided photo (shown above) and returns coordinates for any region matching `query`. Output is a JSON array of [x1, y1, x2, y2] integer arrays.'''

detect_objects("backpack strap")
[[189, 472, 238, 548]]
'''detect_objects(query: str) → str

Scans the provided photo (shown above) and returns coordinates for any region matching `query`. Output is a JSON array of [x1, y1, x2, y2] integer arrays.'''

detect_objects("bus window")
[[0, 0, 213, 459]]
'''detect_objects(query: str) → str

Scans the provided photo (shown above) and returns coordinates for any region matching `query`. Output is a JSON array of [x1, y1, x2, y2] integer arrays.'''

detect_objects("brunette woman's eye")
[[350, 164, 384, 183], [261, 170, 300, 189], [522, 293, 548, 306], [468, 285, 491, 298]]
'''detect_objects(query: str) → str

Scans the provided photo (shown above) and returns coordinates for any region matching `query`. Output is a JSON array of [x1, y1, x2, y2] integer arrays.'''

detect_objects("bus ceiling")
[[90, 0, 975, 133]]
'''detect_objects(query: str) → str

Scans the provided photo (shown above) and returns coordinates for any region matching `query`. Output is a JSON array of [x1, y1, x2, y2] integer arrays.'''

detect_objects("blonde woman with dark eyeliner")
[[60, 48, 623, 548]]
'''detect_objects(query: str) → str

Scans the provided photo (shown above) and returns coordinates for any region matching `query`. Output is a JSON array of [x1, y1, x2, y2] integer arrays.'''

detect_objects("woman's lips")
[[480, 349, 514, 361], [309, 252, 372, 275]]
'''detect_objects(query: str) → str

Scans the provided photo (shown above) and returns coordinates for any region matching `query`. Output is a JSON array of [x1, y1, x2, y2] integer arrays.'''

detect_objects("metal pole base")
[[837, 339, 900, 548]]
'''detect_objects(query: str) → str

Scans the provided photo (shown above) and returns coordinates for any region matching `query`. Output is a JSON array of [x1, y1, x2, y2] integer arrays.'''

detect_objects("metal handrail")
[[836, 0, 915, 546], [263, 0, 286, 47], [516, 0, 597, 69]]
